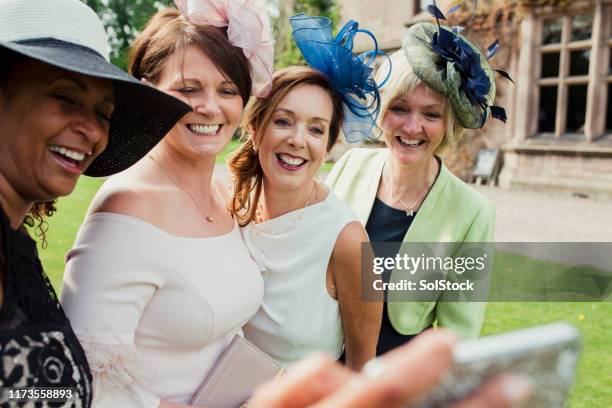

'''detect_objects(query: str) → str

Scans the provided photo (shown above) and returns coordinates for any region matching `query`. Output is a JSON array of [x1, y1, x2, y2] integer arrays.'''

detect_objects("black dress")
[[365, 197, 420, 356], [0, 205, 92, 407]]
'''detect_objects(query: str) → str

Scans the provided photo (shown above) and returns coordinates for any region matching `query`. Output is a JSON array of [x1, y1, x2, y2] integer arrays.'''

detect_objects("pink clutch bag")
[[190, 335, 284, 408]]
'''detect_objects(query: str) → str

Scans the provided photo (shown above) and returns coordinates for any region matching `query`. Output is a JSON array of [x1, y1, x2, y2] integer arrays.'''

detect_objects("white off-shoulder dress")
[[60, 213, 264, 407], [241, 190, 359, 368]]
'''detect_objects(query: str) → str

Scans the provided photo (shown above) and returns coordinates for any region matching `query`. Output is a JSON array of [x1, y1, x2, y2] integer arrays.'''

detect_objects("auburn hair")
[[128, 8, 252, 105], [228, 66, 344, 227]]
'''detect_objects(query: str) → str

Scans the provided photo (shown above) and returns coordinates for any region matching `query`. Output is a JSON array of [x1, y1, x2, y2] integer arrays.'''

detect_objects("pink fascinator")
[[174, 0, 274, 97]]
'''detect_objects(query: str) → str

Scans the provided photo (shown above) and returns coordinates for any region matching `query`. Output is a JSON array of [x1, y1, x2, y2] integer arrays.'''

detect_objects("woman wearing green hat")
[[327, 16, 511, 354]]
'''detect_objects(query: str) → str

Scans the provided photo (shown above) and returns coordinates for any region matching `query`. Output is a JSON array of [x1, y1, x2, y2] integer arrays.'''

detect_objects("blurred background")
[[84, 0, 612, 197]]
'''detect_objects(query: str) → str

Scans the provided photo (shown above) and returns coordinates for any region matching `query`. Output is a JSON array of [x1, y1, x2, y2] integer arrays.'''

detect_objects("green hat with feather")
[[401, 2, 513, 129]]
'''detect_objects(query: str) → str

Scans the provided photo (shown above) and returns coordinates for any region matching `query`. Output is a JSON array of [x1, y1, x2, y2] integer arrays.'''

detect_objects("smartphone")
[[413, 322, 581, 408]]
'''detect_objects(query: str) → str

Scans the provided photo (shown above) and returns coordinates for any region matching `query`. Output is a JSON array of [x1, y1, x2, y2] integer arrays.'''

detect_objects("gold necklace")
[[384, 162, 435, 217], [148, 155, 214, 223], [253, 181, 319, 235]]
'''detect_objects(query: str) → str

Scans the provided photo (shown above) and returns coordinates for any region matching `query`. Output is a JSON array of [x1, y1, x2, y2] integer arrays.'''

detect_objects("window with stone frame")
[[528, 2, 612, 143]]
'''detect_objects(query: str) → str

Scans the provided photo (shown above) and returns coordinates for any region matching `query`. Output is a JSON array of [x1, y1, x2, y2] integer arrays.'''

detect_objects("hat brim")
[[1, 39, 191, 176]]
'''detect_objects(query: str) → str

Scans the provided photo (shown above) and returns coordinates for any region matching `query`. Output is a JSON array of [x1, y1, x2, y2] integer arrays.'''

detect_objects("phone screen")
[[413, 323, 581, 408]]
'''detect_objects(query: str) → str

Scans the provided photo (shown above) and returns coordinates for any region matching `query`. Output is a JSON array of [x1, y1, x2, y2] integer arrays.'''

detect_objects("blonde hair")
[[375, 50, 465, 152]]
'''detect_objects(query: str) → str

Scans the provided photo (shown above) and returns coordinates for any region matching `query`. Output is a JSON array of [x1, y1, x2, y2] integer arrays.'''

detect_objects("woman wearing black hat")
[[0, 0, 189, 405]]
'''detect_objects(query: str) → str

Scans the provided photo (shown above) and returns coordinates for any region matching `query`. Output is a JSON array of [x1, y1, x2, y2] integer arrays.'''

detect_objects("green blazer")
[[326, 148, 494, 339]]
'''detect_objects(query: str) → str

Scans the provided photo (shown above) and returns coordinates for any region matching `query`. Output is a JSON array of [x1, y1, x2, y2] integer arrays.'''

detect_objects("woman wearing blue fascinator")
[[328, 1, 512, 354], [288, 13, 391, 143], [228, 14, 389, 370]]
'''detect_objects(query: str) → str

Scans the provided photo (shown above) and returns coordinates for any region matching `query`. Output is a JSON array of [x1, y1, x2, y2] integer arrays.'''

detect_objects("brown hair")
[[228, 66, 344, 227], [128, 8, 252, 105]]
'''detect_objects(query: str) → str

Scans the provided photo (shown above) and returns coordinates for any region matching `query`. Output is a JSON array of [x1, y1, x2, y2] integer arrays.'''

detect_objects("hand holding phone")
[[413, 322, 581, 408]]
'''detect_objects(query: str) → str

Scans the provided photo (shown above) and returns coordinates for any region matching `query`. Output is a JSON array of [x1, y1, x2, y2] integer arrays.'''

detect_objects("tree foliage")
[[83, 0, 339, 70], [273, 0, 340, 68], [84, 0, 174, 69]]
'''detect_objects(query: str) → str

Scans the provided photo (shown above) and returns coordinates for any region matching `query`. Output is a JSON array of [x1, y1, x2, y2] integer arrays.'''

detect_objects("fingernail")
[[501, 375, 532, 406]]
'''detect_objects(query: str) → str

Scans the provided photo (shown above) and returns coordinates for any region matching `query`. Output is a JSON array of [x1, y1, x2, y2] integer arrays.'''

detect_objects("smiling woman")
[[382, 85, 446, 167], [58, 4, 274, 407], [259, 86, 332, 186], [228, 66, 382, 371], [145, 43, 246, 162], [1, 59, 116, 248], [0, 0, 189, 406], [0, 52, 113, 408], [327, 25, 501, 354], [229, 67, 343, 226], [1, 62, 114, 197]]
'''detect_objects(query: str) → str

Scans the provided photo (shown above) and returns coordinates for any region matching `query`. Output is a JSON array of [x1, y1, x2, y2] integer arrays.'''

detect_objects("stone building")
[[335, 0, 612, 196]]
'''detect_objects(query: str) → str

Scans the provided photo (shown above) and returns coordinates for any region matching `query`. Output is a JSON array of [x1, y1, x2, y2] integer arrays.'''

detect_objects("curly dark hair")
[[23, 202, 57, 249]]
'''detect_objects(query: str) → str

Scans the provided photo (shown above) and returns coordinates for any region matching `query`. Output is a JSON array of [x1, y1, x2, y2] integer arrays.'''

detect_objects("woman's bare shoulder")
[[87, 172, 165, 221], [332, 221, 368, 263]]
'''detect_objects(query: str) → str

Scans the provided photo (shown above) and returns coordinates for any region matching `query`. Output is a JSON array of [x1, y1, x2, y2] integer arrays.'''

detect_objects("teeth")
[[49, 145, 86, 161], [278, 153, 306, 166], [188, 124, 220, 135], [399, 137, 423, 147]]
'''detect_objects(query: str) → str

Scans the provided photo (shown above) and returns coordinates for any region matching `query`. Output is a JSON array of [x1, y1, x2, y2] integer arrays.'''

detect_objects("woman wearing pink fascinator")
[[174, 0, 274, 97], [60, 1, 273, 406]]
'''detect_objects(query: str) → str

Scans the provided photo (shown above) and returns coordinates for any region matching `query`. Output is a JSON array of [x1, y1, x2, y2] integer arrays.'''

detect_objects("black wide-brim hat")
[[0, 0, 191, 177]]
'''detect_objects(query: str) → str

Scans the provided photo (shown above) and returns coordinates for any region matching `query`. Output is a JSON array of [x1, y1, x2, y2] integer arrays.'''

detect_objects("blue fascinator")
[[403, 1, 513, 129], [290, 13, 390, 142]]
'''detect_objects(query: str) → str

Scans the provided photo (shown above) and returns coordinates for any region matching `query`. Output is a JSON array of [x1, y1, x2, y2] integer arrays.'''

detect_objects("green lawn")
[[39, 176, 105, 287], [215, 138, 243, 164], [481, 302, 612, 407], [35, 153, 611, 407]]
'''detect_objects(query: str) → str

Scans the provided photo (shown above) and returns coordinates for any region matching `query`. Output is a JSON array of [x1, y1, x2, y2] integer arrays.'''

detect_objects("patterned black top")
[[0, 205, 92, 407]]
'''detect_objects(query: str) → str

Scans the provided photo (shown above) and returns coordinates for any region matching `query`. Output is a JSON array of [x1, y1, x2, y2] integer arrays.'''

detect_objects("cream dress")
[[241, 190, 359, 368], [61, 212, 264, 407]]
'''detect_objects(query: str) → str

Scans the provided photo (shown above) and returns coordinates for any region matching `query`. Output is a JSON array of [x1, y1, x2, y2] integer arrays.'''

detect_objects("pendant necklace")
[[385, 163, 435, 217], [148, 155, 215, 222]]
